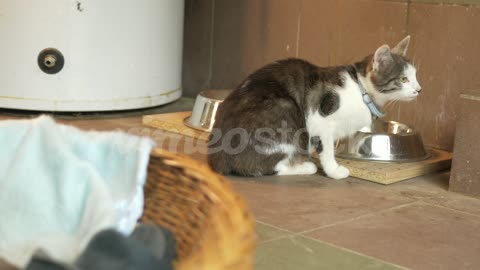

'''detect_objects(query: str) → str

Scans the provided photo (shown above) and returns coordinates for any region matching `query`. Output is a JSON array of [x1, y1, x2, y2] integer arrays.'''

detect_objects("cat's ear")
[[391, 35, 410, 56], [373, 45, 392, 71]]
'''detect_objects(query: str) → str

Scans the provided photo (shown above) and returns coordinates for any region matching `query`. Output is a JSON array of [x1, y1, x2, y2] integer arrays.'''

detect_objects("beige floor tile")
[[305, 201, 480, 270], [230, 176, 415, 233]]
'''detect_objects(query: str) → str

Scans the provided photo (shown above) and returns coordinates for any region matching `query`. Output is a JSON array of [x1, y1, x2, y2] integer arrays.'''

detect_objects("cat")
[[207, 36, 421, 179]]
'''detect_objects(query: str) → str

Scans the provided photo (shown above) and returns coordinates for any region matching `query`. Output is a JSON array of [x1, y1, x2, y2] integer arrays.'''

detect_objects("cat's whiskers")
[[389, 99, 400, 111], [385, 98, 400, 111], [384, 100, 394, 111]]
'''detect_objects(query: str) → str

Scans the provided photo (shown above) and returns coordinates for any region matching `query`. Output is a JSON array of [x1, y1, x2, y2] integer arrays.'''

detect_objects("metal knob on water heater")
[[37, 48, 64, 74]]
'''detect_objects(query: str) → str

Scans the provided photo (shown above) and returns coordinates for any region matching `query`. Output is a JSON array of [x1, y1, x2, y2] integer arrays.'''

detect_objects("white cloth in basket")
[[0, 116, 155, 268]]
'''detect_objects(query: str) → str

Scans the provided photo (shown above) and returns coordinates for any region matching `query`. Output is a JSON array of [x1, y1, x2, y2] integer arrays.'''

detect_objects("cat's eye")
[[400, 77, 409, 83]]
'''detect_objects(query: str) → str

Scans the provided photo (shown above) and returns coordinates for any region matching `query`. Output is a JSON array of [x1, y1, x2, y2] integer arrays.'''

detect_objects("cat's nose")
[[416, 86, 422, 93]]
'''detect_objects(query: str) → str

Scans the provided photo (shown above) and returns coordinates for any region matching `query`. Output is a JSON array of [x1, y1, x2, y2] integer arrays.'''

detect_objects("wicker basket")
[[141, 149, 256, 270]]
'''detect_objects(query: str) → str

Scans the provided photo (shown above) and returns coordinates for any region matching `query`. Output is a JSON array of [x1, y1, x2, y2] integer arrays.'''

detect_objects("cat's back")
[[247, 58, 319, 87], [222, 58, 319, 106], [214, 58, 316, 129]]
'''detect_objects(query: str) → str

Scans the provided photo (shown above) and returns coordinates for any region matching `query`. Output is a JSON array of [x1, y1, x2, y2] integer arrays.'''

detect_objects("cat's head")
[[366, 36, 421, 104]]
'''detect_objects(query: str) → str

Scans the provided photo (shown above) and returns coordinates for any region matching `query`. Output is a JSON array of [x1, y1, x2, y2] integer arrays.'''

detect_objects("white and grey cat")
[[208, 36, 421, 179]]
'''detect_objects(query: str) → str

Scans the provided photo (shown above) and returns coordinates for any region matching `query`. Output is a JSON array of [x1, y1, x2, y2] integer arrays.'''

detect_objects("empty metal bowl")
[[335, 119, 430, 162], [184, 89, 232, 132]]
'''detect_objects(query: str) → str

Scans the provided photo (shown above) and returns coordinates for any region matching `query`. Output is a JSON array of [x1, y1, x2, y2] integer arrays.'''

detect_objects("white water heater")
[[0, 0, 184, 111]]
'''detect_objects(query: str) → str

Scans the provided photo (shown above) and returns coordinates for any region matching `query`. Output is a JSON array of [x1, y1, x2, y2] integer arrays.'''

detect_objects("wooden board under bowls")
[[143, 111, 452, 184], [143, 111, 210, 141], [321, 149, 452, 185]]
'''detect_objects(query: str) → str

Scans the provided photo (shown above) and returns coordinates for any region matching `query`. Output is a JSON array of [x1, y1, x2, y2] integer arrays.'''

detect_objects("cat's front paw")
[[325, 165, 350, 180]]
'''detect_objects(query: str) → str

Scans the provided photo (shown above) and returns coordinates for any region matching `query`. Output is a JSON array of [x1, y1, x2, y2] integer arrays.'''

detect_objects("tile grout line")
[[256, 200, 424, 245], [277, 199, 480, 267], [256, 219, 294, 234], [257, 220, 410, 269], [256, 219, 295, 245], [395, 190, 449, 201], [420, 200, 480, 219], [257, 195, 435, 238], [258, 235, 291, 246], [296, 200, 421, 235], [292, 234, 411, 270]]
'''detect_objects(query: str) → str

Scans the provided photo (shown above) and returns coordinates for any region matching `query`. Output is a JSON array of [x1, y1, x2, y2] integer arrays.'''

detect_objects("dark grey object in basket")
[[25, 225, 176, 270]]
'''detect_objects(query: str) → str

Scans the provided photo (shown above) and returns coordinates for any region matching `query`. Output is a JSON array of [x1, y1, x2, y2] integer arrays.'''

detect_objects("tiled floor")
[[2, 98, 480, 270]]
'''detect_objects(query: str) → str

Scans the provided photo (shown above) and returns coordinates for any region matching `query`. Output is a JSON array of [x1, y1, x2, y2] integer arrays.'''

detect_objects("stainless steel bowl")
[[335, 119, 430, 162], [184, 89, 232, 132]]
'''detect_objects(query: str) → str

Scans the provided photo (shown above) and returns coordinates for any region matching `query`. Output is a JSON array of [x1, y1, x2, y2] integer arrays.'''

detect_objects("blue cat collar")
[[358, 81, 386, 118]]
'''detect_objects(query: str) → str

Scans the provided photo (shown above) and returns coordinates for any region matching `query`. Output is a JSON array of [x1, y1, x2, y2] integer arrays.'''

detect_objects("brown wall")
[[182, 0, 480, 151]]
